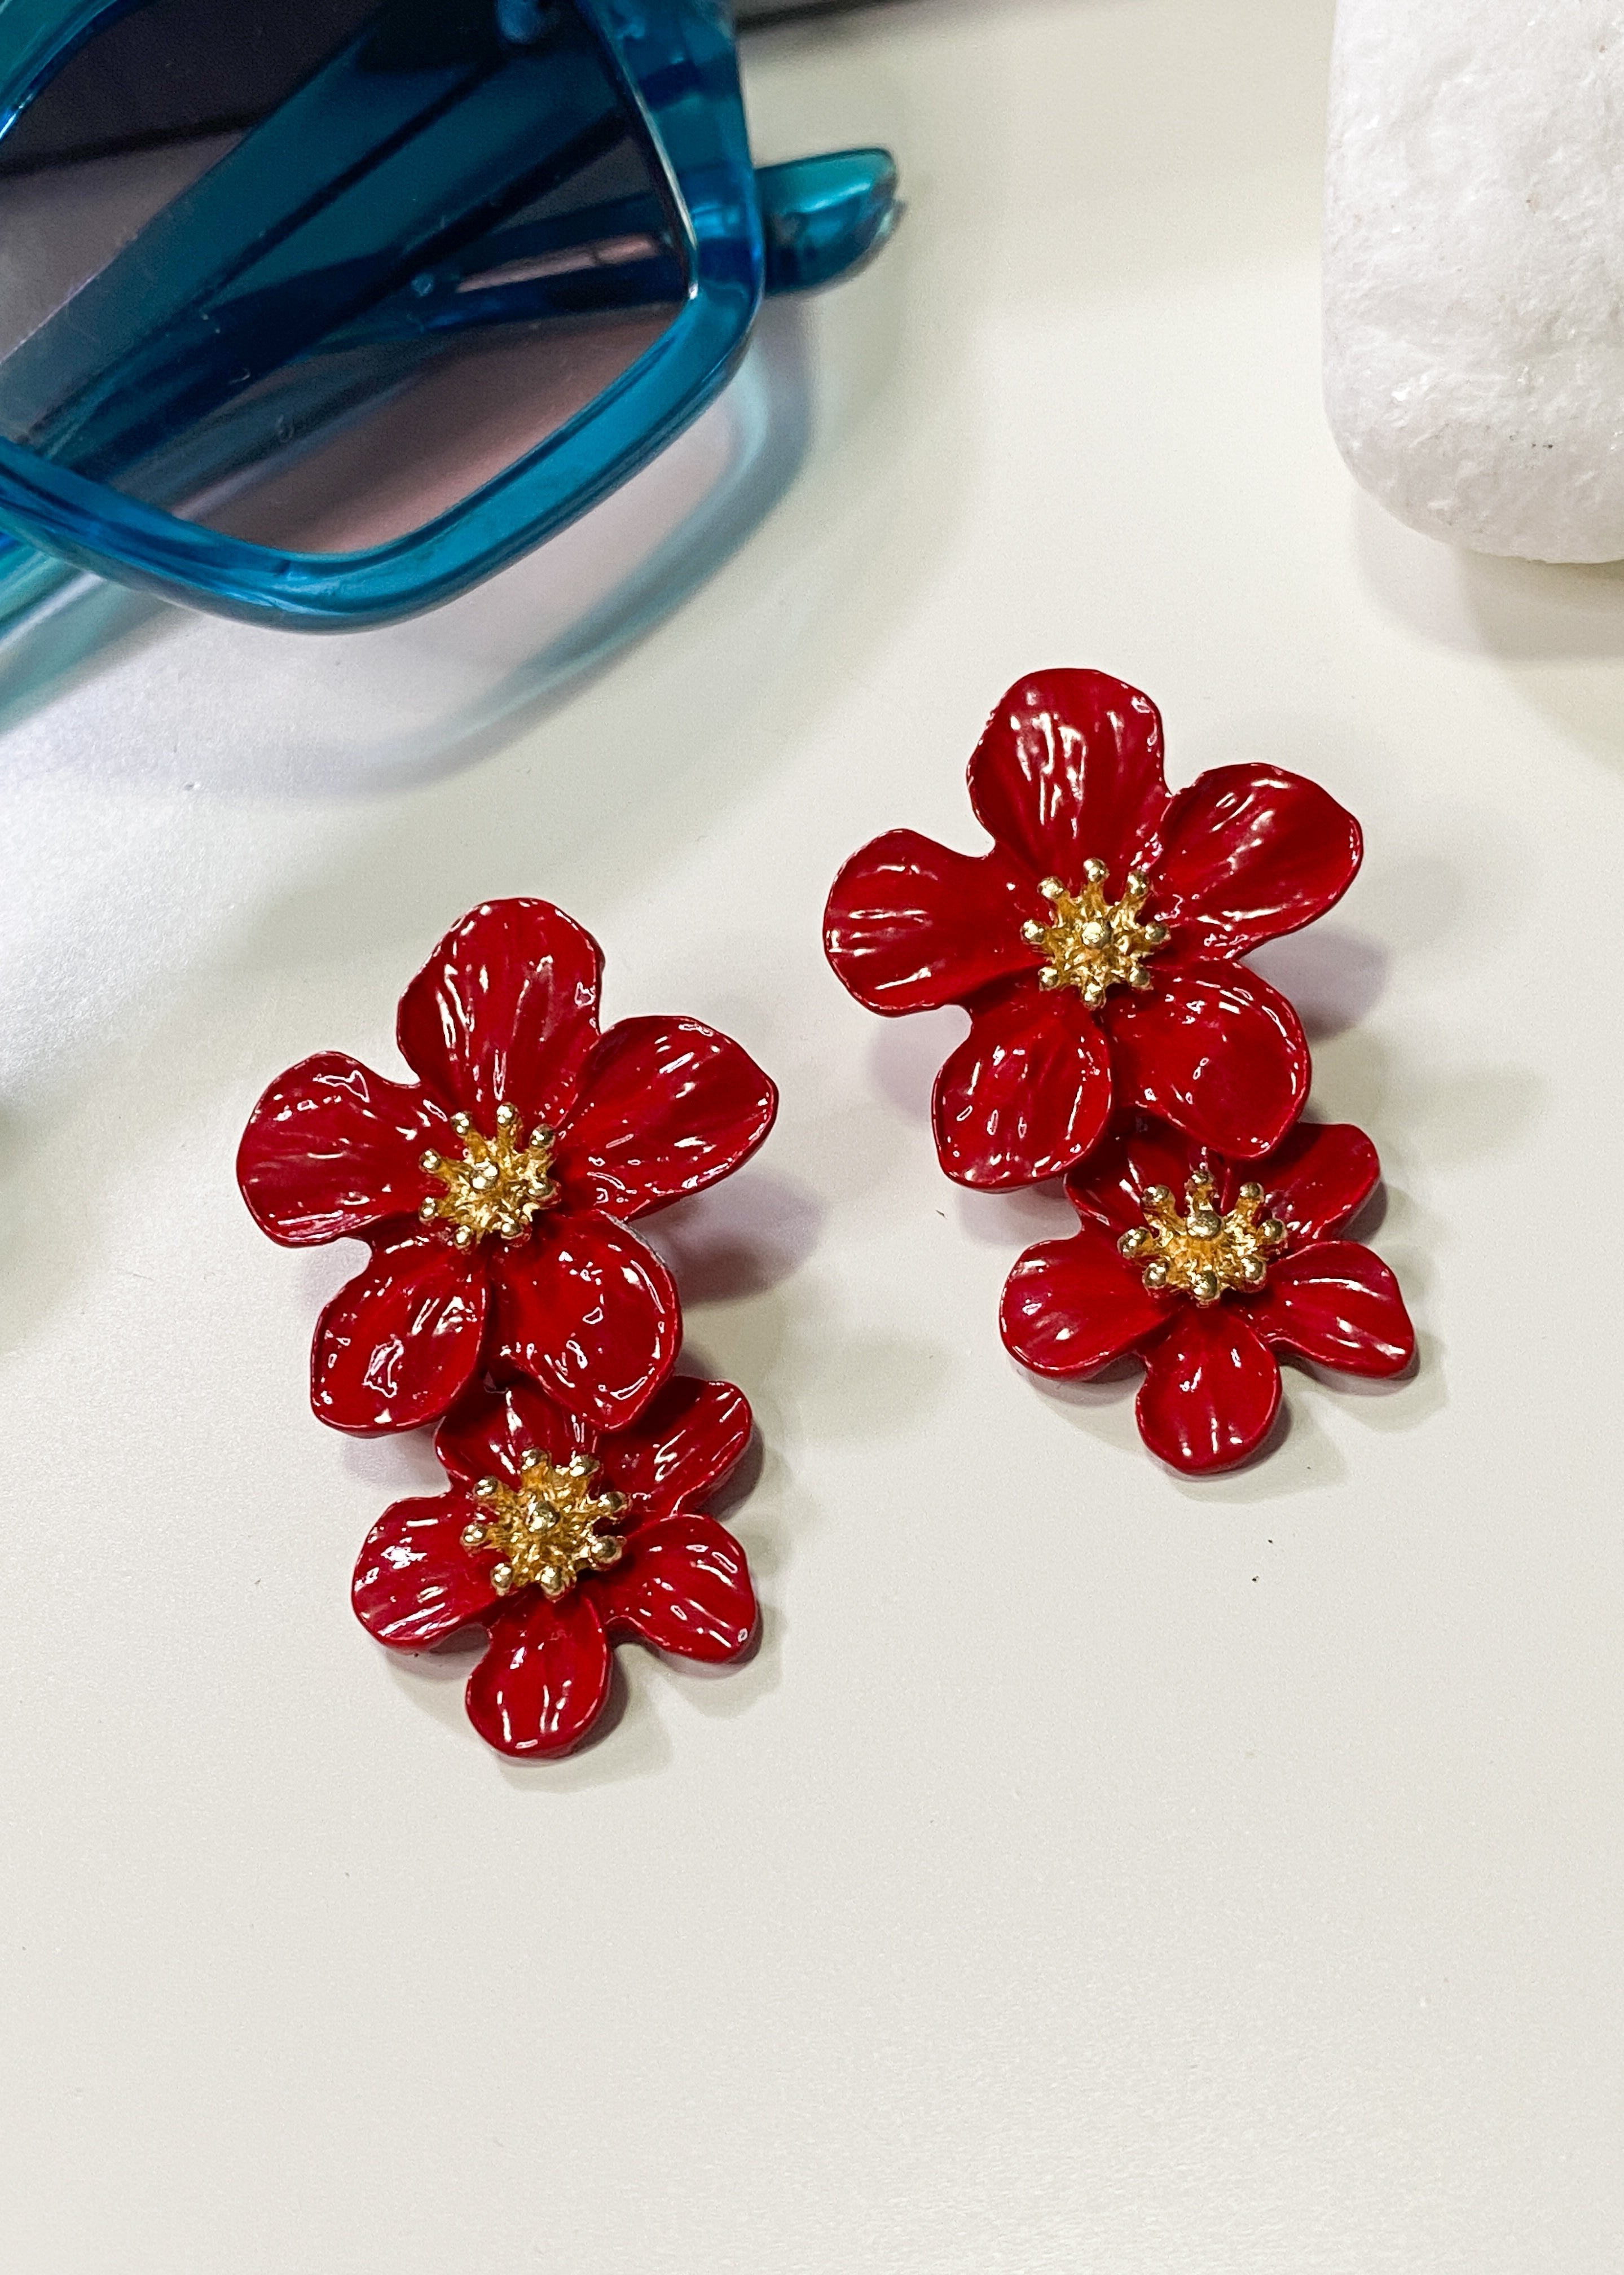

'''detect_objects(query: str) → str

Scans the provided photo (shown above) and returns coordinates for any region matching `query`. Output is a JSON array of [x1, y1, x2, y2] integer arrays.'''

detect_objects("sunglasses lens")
[[0, 0, 687, 557]]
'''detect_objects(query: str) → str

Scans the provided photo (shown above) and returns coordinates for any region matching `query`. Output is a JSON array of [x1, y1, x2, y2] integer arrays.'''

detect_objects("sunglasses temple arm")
[[758, 149, 899, 293], [319, 144, 900, 352]]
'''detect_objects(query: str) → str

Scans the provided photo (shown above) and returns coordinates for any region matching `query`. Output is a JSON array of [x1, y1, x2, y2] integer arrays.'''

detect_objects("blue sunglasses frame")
[[0, 0, 896, 629]]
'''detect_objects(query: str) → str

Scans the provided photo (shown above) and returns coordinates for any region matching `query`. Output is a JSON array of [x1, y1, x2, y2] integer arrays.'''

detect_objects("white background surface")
[[2, 3, 1621, 2269]]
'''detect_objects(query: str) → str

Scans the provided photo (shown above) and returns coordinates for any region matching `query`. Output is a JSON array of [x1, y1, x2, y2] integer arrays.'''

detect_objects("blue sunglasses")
[[0, 0, 897, 629]]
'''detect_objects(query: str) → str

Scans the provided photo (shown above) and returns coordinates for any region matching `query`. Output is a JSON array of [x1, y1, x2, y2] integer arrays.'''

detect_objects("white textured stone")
[[1324, 0, 1624, 562]]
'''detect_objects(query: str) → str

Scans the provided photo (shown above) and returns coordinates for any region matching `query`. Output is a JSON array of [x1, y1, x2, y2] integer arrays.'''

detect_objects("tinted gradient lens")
[[0, 0, 687, 554]]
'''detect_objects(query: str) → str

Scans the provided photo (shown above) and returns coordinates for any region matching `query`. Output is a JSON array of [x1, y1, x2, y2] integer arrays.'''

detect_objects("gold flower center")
[[1022, 860, 1168, 1007], [461, 1449, 628, 1600], [419, 1103, 557, 1250], [1116, 1169, 1287, 1307]]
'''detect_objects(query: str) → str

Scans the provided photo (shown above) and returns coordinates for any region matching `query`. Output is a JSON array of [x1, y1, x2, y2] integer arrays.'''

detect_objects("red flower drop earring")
[[825, 669, 1416, 1474], [238, 897, 777, 1758]]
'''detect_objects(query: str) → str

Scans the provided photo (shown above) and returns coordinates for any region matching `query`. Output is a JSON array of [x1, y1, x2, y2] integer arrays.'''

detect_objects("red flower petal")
[[966, 669, 1170, 887], [490, 1212, 679, 1430], [1000, 1227, 1168, 1376], [596, 1376, 753, 1518], [436, 1374, 580, 1490], [236, 1053, 444, 1246], [822, 830, 1032, 1012], [1248, 1243, 1415, 1377], [931, 977, 1112, 1188], [1152, 765, 1363, 958], [1252, 1121, 1380, 1245], [465, 1591, 613, 1758], [1135, 1305, 1282, 1473], [597, 1514, 756, 1662], [311, 1233, 487, 1433], [395, 899, 601, 1130], [551, 1017, 777, 1219], [1104, 961, 1308, 1159], [351, 1493, 496, 1649], [1064, 1117, 1202, 1238]]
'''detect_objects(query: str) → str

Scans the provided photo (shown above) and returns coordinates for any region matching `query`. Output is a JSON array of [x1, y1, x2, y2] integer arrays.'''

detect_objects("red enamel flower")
[[353, 1371, 758, 1759], [1000, 1116, 1414, 1473], [824, 669, 1363, 1187], [237, 899, 776, 1435]]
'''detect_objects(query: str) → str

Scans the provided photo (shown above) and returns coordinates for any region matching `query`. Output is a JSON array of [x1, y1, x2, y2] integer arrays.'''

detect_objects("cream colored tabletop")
[[2, 3, 1618, 2269]]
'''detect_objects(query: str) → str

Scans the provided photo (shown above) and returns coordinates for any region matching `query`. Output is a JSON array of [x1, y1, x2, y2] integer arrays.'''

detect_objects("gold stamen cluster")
[[419, 1103, 557, 1249], [461, 1448, 628, 1600], [1117, 1168, 1287, 1307], [1022, 861, 1169, 1006]]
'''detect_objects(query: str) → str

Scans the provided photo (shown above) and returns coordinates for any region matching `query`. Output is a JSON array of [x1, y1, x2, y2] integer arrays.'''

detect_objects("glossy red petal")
[[1152, 765, 1363, 957], [1104, 961, 1309, 1160], [465, 1591, 613, 1759], [597, 1514, 756, 1662], [395, 899, 601, 1130], [1000, 1227, 1168, 1377], [490, 1213, 679, 1431], [822, 829, 1032, 1013], [237, 1053, 444, 1246], [931, 977, 1112, 1188], [351, 1494, 496, 1650], [1253, 1121, 1381, 1245], [596, 1375, 752, 1518], [1248, 1243, 1415, 1377], [1135, 1306, 1282, 1473], [551, 1017, 777, 1219], [966, 669, 1170, 886], [435, 1374, 581, 1490], [1063, 1117, 1201, 1238], [311, 1234, 488, 1433]]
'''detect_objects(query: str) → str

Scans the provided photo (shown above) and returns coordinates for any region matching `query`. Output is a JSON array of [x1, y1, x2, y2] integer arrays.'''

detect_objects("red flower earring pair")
[[239, 899, 777, 1759], [239, 678, 1416, 1762], [824, 669, 1415, 1472]]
